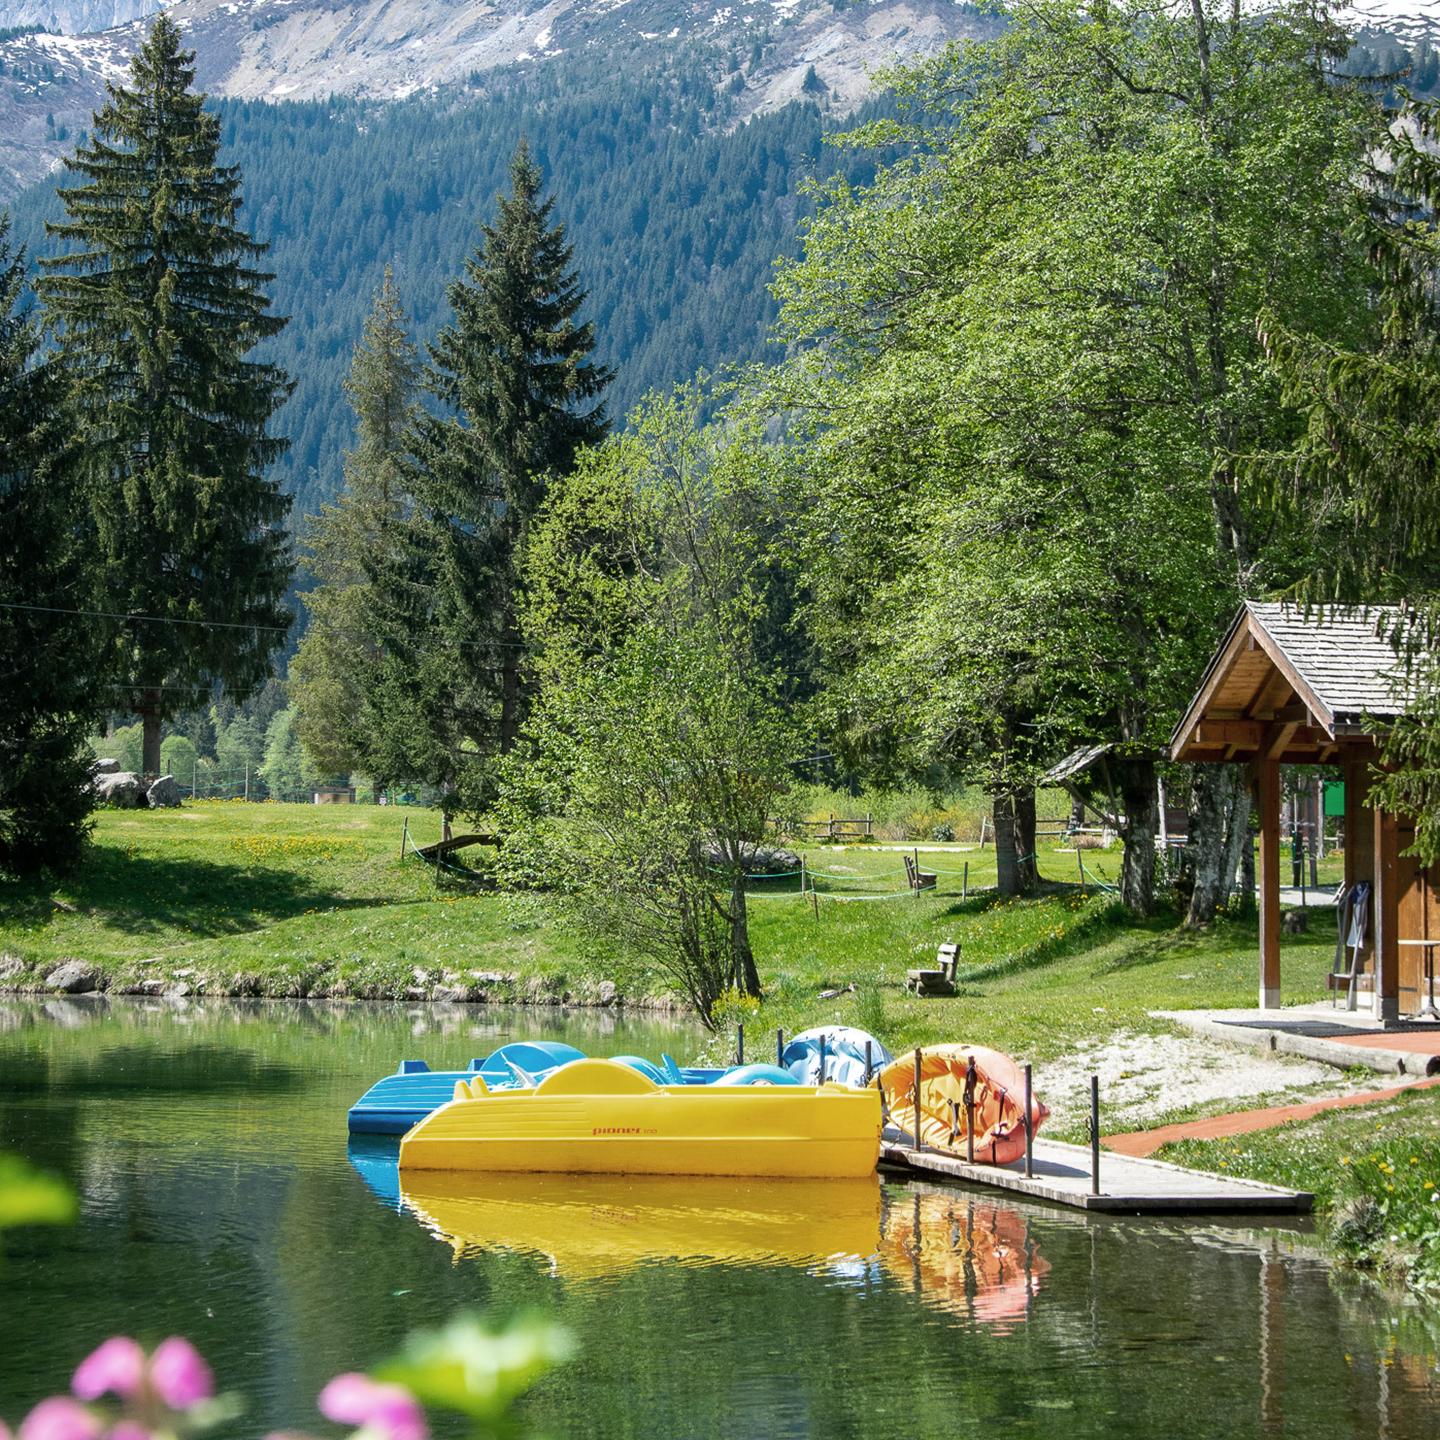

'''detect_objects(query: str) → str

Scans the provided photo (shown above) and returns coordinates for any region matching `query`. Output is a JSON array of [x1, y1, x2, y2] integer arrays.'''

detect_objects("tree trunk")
[[730, 870, 762, 997], [1116, 757, 1158, 916], [1015, 786, 1038, 890], [141, 689, 163, 776], [992, 789, 1036, 896], [1221, 782, 1253, 913], [1236, 814, 1257, 918], [1185, 762, 1236, 926], [1186, 764, 1252, 925]]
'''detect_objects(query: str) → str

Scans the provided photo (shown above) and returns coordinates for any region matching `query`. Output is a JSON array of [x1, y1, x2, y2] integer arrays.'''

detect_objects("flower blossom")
[[318, 1375, 427, 1440]]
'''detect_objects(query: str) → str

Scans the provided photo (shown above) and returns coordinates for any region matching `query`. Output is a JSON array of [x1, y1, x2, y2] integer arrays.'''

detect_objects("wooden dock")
[[880, 1137, 1313, 1215]]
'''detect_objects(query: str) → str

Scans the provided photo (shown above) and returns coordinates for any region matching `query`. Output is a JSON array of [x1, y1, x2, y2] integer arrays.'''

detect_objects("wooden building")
[[1171, 602, 1434, 1026]]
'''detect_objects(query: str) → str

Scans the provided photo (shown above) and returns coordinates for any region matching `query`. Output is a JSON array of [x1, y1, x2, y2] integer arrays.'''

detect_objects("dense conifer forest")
[[9, 51, 882, 517]]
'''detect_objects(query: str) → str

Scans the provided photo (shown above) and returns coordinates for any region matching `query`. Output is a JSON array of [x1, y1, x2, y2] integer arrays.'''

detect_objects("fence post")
[[1023, 1063, 1034, 1178], [1089, 1074, 1101, 1195], [964, 1055, 977, 1164], [191, 760, 197, 799], [244, 762, 250, 802], [912, 1048, 923, 1152], [399, 819, 409, 861], [1076, 849, 1086, 893], [962, 861, 968, 902], [736, 1024, 744, 1067], [776, 1027, 784, 1068]]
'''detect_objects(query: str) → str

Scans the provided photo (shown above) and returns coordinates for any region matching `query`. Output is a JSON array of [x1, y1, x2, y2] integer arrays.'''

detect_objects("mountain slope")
[[0, 0, 994, 197]]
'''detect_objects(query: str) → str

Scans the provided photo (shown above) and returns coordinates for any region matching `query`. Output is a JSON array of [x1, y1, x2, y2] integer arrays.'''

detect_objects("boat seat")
[[535, 1058, 659, 1095]]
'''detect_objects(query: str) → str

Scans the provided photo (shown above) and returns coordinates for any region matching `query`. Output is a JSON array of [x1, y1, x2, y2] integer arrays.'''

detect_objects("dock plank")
[[879, 1138, 1313, 1215]]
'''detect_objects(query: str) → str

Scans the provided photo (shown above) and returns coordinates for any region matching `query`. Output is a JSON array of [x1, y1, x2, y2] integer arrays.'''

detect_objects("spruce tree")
[[37, 17, 293, 777], [391, 140, 610, 811], [291, 266, 416, 775], [0, 213, 101, 877]]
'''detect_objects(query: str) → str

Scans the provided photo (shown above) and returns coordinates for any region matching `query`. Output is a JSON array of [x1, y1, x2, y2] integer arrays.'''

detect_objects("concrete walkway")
[[1103, 1076, 1440, 1158], [1161, 1005, 1440, 1076]]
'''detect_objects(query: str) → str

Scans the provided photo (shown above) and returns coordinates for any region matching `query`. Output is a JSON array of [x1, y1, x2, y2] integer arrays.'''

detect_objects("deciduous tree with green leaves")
[[38, 16, 292, 777], [503, 390, 798, 1018], [767, 0, 1386, 915]]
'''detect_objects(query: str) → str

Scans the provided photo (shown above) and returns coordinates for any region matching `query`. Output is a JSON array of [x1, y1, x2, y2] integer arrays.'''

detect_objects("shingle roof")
[[1246, 602, 1411, 724]]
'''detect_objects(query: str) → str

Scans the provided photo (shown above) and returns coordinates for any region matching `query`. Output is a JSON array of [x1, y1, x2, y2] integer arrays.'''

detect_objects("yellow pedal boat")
[[397, 1057, 881, 1178]]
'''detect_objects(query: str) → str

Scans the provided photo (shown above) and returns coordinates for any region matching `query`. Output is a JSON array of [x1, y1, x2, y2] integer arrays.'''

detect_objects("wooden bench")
[[908, 941, 959, 997], [904, 853, 937, 891]]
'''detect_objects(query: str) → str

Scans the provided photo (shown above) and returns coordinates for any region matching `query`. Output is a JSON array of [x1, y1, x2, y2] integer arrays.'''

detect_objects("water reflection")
[[399, 1170, 885, 1278], [877, 1184, 1050, 1330], [363, 1136, 1054, 1332]]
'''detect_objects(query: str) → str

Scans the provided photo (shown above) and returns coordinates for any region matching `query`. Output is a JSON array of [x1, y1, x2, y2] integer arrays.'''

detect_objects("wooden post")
[[399, 819, 409, 860], [244, 761, 250, 803], [979, 814, 988, 849], [736, 1023, 744, 1066], [1089, 1074, 1101, 1195], [1374, 803, 1401, 1026], [1257, 758, 1281, 1009], [962, 861, 969, 902], [1157, 774, 1169, 866], [1023, 1063, 1034, 1178], [776, 1027, 784, 1067], [912, 1048, 923, 1152], [191, 760, 197, 799]]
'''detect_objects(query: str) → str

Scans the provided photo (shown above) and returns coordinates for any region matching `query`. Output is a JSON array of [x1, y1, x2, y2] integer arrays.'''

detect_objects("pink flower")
[[147, 1339, 212, 1411], [318, 1376, 426, 1440], [107, 1424, 151, 1440], [72, 1340, 145, 1403], [18, 1399, 101, 1440]]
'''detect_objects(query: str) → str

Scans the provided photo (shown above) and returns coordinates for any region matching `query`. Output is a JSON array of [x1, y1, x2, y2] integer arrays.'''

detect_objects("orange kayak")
[[879, 1045, 1048, 1165]]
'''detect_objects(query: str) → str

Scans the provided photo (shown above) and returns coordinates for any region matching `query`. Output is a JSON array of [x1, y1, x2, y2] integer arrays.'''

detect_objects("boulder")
[[146, 774, 182, 808], [137, 979, 166, 996], [431, 984, 471, 1003], [96, 772, 144, 808], [92, 758, 121, 777], [597, 980, 619, 1007], [702, 841, 802, 877], [0, 955, 29, 986], [45, 960, 101, 994]]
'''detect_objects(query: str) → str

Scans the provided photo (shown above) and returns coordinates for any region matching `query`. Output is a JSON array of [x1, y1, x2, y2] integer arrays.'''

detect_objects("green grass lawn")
[[0, 802, 1340, 1056]]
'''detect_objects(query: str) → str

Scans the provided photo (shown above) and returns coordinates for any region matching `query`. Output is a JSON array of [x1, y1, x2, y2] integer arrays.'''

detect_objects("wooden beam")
[[1374, 803, 1401, 1026], [1196, 719, 1262, 749], [1257, 757, 1281, 1009], [1265, 720, 1300, 761]]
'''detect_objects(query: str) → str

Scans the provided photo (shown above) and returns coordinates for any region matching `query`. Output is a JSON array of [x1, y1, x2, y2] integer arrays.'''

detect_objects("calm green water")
[[1, 997, 1438, 1438]]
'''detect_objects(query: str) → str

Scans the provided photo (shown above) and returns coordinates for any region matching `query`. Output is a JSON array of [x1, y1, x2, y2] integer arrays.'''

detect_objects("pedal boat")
[[398, 1058, 882, 1178]]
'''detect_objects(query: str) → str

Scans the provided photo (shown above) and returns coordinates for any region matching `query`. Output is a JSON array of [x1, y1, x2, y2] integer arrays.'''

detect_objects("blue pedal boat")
[[348, 1042, 586, 1134], [346, 1044, 736, 1135]]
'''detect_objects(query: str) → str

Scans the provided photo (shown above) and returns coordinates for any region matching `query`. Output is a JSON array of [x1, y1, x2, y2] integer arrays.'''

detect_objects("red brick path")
[[1103, 1076, 1440, 1158]]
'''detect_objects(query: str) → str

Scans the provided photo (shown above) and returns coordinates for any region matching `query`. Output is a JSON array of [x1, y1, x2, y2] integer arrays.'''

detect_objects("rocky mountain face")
[[0, 0, 992, 197], [0, 1, 161, 33]]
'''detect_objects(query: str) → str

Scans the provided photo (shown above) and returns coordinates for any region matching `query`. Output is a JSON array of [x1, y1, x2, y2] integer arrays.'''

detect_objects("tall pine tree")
[[38, 16, 293, 776], [374, 140, 610, 813], [0, 213, 101, 876], [291, 266, 417, 776]]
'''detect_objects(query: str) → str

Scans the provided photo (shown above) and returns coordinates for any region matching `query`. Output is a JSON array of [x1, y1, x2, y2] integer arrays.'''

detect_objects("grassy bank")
[[1160, 1091, 1440, 1297], [0, 802, 1335, 1054]]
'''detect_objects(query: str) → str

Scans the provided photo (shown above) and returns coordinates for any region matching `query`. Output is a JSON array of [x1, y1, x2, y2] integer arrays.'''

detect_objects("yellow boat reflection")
[[878, 1187, 1050, 1329], [400, 1171, 884, 1279]]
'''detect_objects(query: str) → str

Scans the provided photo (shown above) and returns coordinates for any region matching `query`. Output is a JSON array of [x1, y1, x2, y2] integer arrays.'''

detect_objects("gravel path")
[[1035, 1029, 1389, 1129]]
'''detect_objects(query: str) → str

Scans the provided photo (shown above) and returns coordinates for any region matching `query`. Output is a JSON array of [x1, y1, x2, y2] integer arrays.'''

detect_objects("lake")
[[1, 997, 1437, 1437]]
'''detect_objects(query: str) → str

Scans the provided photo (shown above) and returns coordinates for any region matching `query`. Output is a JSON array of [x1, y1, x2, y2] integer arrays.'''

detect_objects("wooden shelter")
[[1171, 602, 1432, 1026]]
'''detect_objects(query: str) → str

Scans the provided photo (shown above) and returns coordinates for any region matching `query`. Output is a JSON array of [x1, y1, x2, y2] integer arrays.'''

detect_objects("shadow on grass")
[[2, 846, 407, 939]]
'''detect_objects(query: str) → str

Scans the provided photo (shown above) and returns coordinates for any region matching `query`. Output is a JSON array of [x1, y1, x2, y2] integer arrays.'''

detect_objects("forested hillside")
[[9, 54, 883, 517]]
